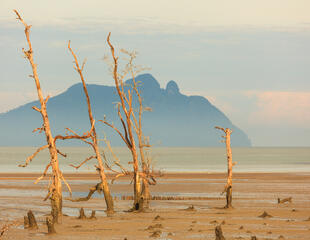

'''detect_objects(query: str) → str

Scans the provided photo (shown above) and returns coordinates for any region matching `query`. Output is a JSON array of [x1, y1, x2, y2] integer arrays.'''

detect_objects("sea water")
[[0, 146, 309, 173]]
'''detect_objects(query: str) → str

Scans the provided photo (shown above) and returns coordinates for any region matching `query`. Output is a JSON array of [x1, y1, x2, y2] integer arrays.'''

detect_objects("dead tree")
[[122, 49, 156, 209], [215, 126, 235, 209], [14, 10, 64, 223], [102, 33, 155, 211], [130, 71, 156, 208], [65, 41, 114, 213], [14, 10, 94, 223]]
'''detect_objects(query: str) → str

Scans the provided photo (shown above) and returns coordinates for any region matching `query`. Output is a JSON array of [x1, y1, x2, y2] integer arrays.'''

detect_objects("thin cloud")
[[247, 91, 310, 127]]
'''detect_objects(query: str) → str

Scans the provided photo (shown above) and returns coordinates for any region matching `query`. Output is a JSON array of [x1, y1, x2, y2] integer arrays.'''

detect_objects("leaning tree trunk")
[[14, 10, 63, 222], [93, 143, 114, 213], [68, 41, 114, 213]]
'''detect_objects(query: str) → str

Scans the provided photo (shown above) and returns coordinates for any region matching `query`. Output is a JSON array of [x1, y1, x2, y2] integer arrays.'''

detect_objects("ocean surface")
[[0, 147, 309, 173]]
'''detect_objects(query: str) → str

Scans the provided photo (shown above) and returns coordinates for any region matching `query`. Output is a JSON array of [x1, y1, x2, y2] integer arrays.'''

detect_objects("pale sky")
[[1, 0, 310, 146]]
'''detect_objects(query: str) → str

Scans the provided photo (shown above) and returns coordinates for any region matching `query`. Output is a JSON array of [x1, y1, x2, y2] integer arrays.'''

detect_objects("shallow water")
[[0, 146, 309, 173]]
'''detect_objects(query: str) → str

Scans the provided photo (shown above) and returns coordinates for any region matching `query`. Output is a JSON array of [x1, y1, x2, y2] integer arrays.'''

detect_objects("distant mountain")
[[0, 74, 251, 146]]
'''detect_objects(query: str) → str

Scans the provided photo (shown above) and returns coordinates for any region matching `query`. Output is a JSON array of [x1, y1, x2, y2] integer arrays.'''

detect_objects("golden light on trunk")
[[64, 41, 114, 214], [102, 33, 156, 211], [14, 10, 63, 223], [215, 126, 235, 209]]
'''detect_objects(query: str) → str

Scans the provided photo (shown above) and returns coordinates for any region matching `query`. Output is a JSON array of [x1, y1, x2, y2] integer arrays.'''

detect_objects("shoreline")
[[1, 171, 310, 239], [0, 171, 310, 180]]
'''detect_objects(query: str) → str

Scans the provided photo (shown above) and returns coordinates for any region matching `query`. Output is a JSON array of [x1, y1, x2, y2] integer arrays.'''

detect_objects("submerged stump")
[[90, 210, 96, 219], [78, 208, 86, 219], [46, 217, 56, 234]]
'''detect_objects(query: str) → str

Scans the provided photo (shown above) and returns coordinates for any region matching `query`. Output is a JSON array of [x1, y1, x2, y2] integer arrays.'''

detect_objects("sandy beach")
[[0, 172, 310, 239]]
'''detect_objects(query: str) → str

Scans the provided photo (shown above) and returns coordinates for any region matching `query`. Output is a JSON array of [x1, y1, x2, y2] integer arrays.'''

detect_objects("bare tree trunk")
[[27, 210, 38, 230], [132, 149, 142, 210], [46, 217, 56, 234], [215, 127, 234, 209], [68, 42, 114, 213], [215, 225, 225, 240], [225, 129, 233, 209], [106, 33, 143, 211], [14, 10, 62, 223]]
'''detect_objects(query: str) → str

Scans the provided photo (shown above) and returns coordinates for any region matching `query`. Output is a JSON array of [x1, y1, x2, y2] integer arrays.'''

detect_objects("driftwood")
[[66, 182, 103, 202], [0, 222, 18, 239], [215, 225, 225, 240], [46, 217, 56, 234], [278, 197, 292, 204], [78, 208, 86, 219], [27, 210, 38, 230]]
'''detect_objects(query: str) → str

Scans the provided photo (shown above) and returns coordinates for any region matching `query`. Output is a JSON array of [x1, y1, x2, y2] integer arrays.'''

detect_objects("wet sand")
[[1, 172, 310, 239]]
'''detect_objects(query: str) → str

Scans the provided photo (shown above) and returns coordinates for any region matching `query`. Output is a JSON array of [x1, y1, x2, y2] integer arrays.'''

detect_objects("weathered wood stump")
[[24, 216, 29, 229], [90, 210, 96, 219], [46, 217, 56, 234], [27, 210, 38, 230], [78, 208, 86, 219], [215, 225, 225, 240], [258, 211, 272, 218]]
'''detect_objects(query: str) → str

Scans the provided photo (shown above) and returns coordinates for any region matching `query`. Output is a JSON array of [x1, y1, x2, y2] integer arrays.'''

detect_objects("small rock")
[[185, 205, 195, 211], [239, 226, 244, 230], [154, 215, 164, 221]]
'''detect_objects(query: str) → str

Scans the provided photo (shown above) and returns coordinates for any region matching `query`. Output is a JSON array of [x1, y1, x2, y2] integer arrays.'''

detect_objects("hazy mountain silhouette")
[[0, 74, 251, 146]]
